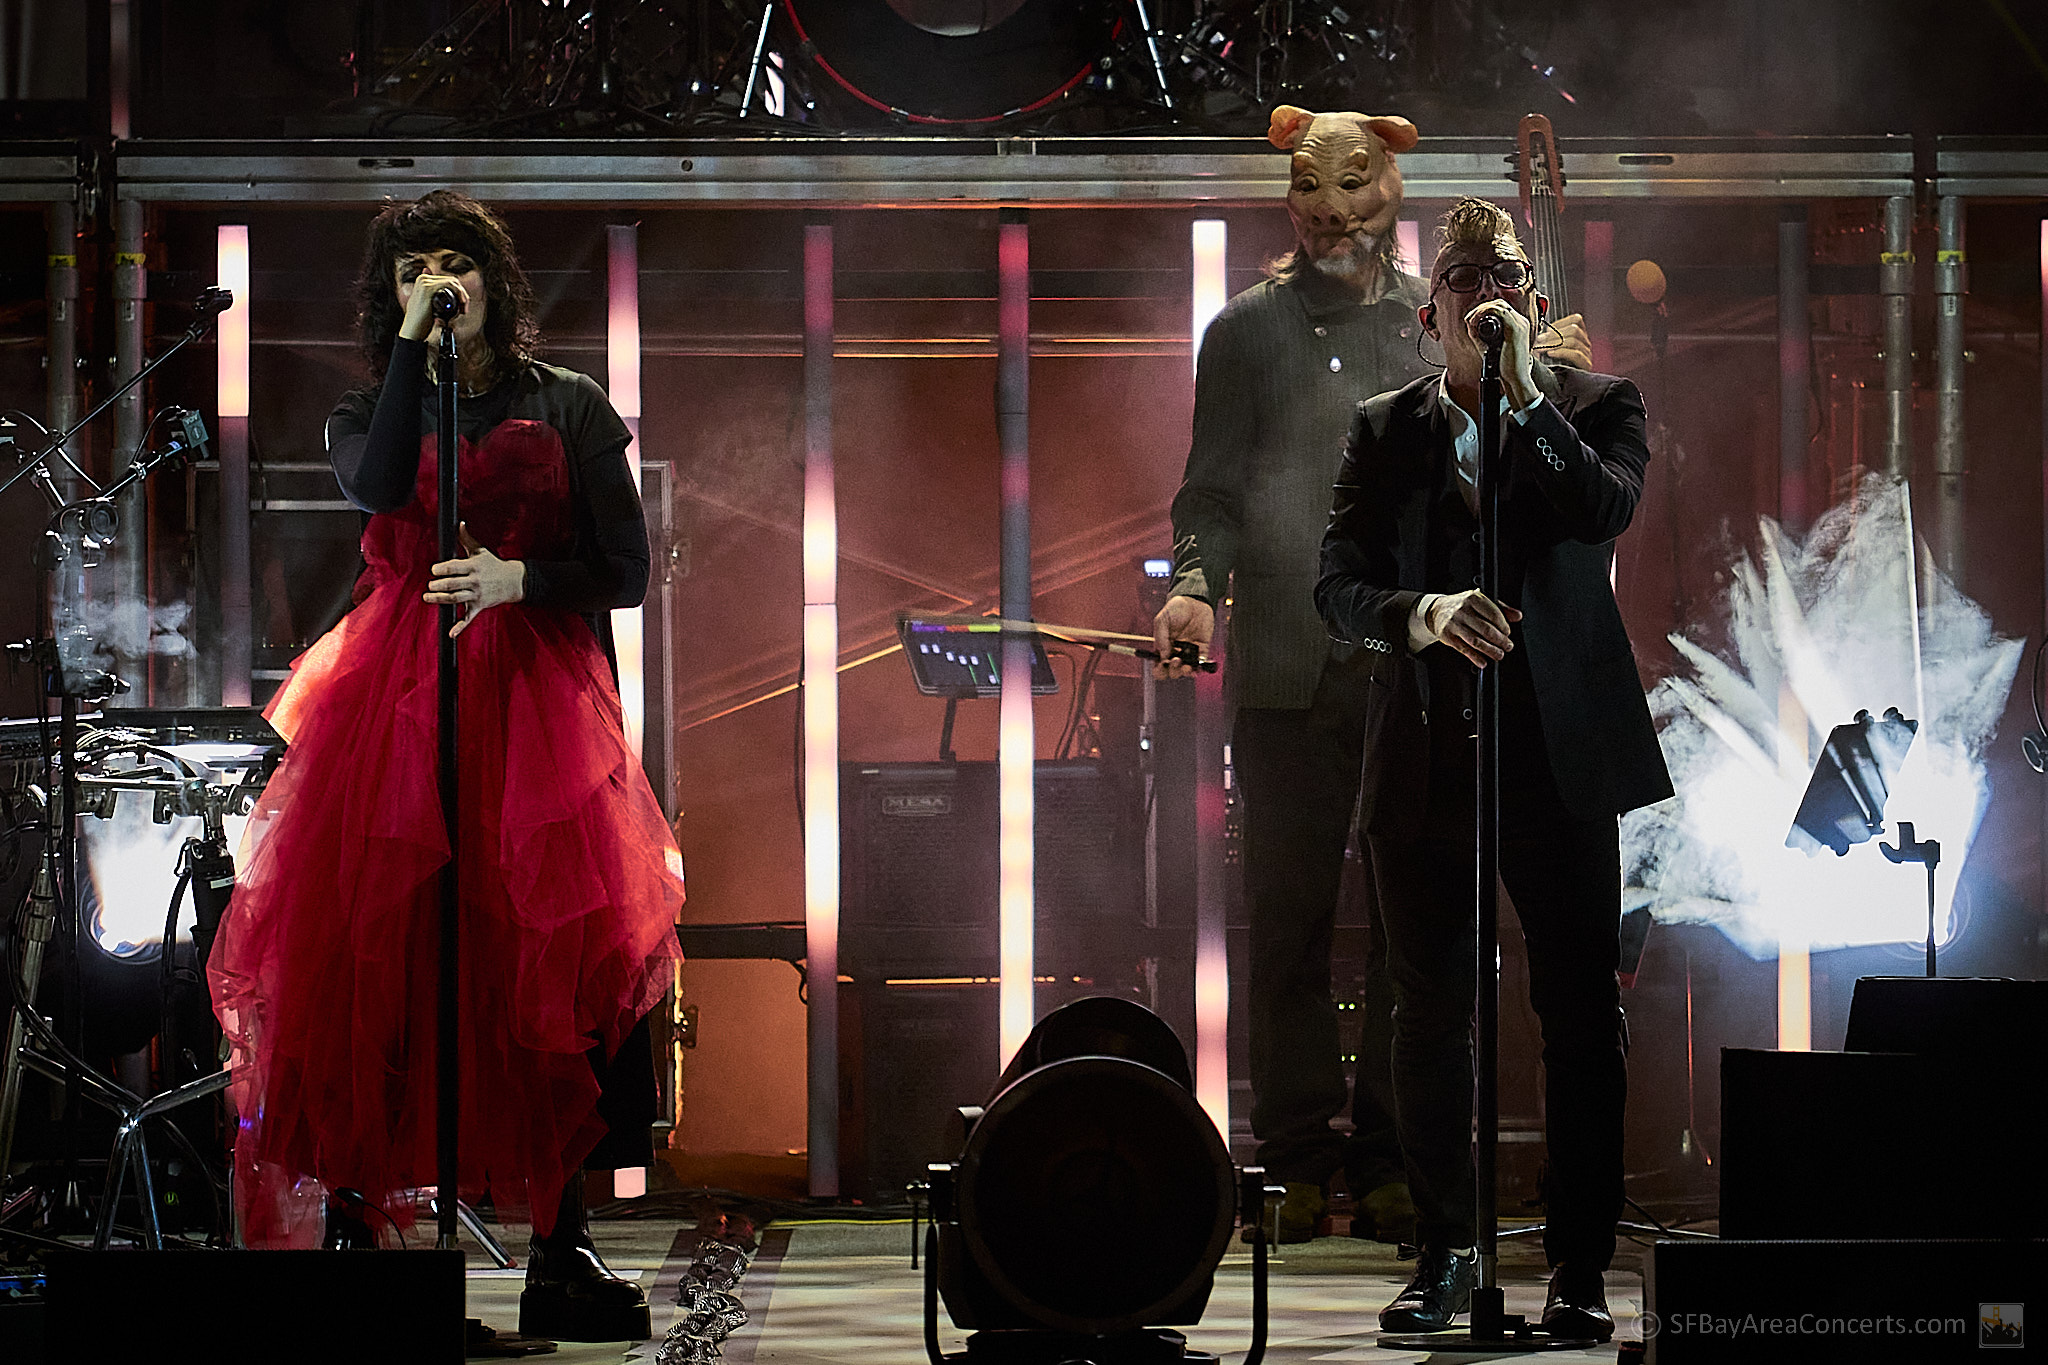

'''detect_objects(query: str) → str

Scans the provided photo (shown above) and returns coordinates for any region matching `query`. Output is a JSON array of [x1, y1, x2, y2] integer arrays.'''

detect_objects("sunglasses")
[[1436, 260, 1534, 294]]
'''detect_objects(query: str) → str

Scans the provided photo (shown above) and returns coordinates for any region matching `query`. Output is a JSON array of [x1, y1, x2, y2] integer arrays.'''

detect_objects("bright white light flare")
[[1623, 478, 2021, 958]]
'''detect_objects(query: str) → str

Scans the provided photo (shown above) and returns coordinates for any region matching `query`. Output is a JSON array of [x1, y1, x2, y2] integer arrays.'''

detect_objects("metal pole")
[[435, 312, 461, 1251], [1470, 327, 1506, 1332], [217, 226, 252, 707], [1934, 195, 1967, 588], [996, 207, 1034, 1068], [1880, 195, 1914, 481], [110, 197, 145, 702], [1778, 205, 1811, 534], [801, 211, 840, 1199], [46, 201, 79, 503]]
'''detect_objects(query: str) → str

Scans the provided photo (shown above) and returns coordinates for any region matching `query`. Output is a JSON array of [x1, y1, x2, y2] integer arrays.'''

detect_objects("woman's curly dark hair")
[[353, 189, 541, 382]]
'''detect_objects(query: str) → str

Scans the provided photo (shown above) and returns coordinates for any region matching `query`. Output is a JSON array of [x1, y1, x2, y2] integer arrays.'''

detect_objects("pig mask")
[[1269, 105, 1417, 290]]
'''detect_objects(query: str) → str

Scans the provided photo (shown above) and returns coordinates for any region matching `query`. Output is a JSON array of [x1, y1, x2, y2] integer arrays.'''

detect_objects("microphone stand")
[[1392, 314, 1592, 1349], [1470, 317, 1508, 1337], [0, 288, 232, 505], [432, 292, 462, 1253]]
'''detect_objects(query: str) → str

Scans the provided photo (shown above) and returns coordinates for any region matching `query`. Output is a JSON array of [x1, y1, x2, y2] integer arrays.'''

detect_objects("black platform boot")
[[321, 1188, 379, 1250], [518, 1175, 652, 1343]]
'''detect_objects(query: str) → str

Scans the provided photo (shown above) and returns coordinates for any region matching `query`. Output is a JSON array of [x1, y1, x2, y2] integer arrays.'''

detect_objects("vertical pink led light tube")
[[802, 216, 841, 1195], [1191, 220, 1227, 377], [605, 225, 648, 1200], [606, 225, 645, 760], [1189, 219, 1230, 1134], [997, 209, 1035, 1070], [1395, 219, 1420, 278], [216, 225, 251, 706]]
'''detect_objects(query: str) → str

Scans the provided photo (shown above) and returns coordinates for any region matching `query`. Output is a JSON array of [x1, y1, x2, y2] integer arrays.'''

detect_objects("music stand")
[[1785, 707, 1937, 974]]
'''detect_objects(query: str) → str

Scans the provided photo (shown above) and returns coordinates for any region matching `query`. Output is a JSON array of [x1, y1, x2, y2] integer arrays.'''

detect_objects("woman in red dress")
[[210, 190, 683, 1340]]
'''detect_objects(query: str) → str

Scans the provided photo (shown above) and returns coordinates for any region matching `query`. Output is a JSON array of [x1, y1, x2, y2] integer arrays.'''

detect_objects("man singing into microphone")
[[1315, 197, 1671, 1338]]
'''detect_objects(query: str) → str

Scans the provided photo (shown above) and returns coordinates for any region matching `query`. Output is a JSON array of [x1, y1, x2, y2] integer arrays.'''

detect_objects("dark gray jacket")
[[1168, 263, 1435, 709]]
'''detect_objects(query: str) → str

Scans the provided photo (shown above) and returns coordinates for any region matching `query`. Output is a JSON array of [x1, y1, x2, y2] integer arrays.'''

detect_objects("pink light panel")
[[997, 215, 1034, 1069], [215, 226, 249, 418], [606, 226, 645, 759], [1396, 219, 1421, 277], [1191, 220, 1227, 377]]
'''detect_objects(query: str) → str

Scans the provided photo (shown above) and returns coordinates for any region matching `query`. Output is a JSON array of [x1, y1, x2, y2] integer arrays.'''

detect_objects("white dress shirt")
[[1405, 377, 1544, 652]]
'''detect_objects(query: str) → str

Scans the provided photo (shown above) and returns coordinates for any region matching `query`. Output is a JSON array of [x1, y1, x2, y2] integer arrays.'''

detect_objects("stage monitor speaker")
[[1720, 1045, 2043, 1239], [1845, 974, 2048, 1055], [1646, 1237, 2043, 1362], [838, 760, 1147, 1201], [41, 1249, 465, 1363]]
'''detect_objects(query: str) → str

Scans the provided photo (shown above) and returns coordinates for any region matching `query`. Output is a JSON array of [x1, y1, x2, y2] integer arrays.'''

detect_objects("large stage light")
[[926, 997, 1273, 1364]]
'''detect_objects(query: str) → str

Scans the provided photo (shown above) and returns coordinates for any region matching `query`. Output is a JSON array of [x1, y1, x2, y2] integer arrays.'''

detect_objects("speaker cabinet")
[[1721, 976, 2046, 1240], [838, 760, 1149, 1200], [41, 1249, 465, 1363]]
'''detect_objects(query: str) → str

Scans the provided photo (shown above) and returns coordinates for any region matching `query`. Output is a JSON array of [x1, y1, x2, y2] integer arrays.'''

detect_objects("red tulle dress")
[[210, 418, 684, 1247]]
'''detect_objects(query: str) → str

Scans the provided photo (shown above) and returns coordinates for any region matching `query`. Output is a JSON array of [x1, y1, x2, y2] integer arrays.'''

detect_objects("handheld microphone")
[[430, 287, 463, 320], [1474, 312, 1505, 347]]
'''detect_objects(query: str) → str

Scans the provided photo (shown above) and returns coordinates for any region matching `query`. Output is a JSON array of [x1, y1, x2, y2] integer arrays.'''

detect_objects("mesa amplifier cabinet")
[[838, 760, 1146, 1200]]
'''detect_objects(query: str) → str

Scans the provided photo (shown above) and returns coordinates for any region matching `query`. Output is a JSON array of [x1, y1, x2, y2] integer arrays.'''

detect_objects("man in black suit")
[[1316, 197, 1672, 1339]]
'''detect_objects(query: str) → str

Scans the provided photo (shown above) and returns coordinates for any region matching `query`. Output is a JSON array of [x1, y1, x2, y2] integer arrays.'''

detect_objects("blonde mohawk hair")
[[1431, 197, 1524, 282]]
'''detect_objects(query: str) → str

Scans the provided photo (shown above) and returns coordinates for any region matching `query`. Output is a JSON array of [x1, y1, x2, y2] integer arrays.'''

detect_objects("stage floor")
[[468, 1217, 1646, 1363]]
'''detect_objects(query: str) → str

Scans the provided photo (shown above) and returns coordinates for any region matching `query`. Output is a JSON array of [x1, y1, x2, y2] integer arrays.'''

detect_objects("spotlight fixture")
[[922, 997, 1277, 1365]]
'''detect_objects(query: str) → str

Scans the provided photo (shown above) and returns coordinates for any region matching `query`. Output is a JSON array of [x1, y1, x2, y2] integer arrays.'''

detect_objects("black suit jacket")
[[1315, 367, 1673, 834]]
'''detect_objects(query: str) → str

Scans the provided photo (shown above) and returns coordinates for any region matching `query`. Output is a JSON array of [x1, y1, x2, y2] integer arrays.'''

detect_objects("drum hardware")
[[1, 289, 233, 1250]]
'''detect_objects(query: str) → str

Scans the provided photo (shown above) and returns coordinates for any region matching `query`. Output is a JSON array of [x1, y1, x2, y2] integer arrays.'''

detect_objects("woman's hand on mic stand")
[[426, 522, 525, 638], [397, 272, 469, 347]]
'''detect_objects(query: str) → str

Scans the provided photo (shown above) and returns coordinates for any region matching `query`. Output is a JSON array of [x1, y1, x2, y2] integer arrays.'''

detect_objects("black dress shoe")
[[1378, 1244, 1476, 1332], [1541, 1264, 1615, 1341]]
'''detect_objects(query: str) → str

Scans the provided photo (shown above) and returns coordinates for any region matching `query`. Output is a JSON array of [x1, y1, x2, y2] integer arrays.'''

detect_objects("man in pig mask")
[[1153, 107, 1590, 1246]]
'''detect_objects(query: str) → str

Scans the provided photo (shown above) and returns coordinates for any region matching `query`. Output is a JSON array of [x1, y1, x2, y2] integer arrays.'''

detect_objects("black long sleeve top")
[[326, 337, 651, 622]]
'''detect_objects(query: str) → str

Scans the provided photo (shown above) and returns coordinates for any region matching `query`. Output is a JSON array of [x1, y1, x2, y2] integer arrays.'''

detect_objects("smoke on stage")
[[1622, 476, 2021, 959]]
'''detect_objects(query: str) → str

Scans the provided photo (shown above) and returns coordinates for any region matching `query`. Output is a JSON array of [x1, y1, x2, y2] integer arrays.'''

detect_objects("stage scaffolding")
[[15, 131, 2045, 1195]]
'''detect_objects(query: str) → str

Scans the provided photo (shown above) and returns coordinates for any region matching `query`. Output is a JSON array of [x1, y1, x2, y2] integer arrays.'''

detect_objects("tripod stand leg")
[[0, 858, 57, 1174], [93, 1112, 138, 1250], [738, 2, 773, 117], [457, 1199, 515, 1268]]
